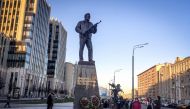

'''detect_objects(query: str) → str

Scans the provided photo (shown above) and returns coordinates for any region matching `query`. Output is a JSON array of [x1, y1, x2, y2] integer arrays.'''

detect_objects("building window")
[[25, 16, 33, 21], [14, 1, 17, 8], [24, 24, 32, 28], [13, 10, 15, 15], [16, 16, 18, 23], [1, 10, 4, 15], [6, 1, 9, 8], [2, 2, 5, 7], [18, 1, 21, 8], [10, 2, 13, 8], [6, 26, 9, 30], [5, 10, 8, 15], [16, 11, 19, 15]]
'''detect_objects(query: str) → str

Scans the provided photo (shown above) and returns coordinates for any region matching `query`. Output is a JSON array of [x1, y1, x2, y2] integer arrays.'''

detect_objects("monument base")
[[74, 61, 100, 109]]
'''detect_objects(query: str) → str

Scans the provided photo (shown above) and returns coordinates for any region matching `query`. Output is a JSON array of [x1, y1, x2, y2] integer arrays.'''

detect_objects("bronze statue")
[[75, 13, 101, 62]]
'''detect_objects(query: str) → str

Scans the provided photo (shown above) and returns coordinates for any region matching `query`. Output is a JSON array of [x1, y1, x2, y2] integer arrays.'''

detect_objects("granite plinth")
[[74, 62, 99, 109]]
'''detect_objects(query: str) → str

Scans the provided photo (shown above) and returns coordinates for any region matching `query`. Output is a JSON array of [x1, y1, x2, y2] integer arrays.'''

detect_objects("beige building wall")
[[64, 62, 75, 97], [138, 64, 164, 99], [138, 57, 190, 104], [171, 57, 190, 104], [158, 63, 172, 101]]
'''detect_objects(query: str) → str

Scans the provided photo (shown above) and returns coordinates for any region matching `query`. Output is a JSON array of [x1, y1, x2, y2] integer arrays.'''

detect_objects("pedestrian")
[[147, 98, 154, 109], [116, 99, 121, 109], [129, 100, 133, 109], [132, 98, 141, 109], [125, 100, 129, 109], [154, 96, 161, 109], [47, 93, 53, 109], [186, 102, 190, 109], [4, 93, 11, 108]]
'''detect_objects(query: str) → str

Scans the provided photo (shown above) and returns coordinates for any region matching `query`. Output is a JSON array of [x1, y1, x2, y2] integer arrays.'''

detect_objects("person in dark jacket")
[[47, 93, 53, 109], [129, 100, 133, 109], [125, 100, 129, 109], [147, 98, 154, 109], [154, 96, 161, 109], [4, 93, 11, 108]]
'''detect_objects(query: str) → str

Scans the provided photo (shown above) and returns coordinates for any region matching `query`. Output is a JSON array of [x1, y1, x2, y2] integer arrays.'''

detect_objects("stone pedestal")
[[74, 61, 99, 109]]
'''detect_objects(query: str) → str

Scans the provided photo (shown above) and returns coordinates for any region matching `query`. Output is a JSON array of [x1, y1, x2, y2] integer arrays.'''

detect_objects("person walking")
[[132, 98, 141, 109], [4, 93, 11, 108], [47, 93, 53, 109], [147, 98, 154, 109], [125, 100, 129, 109], [154, 96, 161, 109], [129, 100, 133, 109]]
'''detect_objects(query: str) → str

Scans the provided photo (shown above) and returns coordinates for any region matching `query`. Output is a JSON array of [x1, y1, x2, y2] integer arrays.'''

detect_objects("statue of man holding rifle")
[[75, 13, 101, 62]]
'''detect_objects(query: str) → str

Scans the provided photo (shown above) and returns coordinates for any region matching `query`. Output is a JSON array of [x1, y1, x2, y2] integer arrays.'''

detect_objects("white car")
[[162, 102, 169, 107]]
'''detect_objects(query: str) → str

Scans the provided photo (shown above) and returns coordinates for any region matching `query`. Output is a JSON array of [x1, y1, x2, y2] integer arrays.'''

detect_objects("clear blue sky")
[[47, 0, 190, 91]]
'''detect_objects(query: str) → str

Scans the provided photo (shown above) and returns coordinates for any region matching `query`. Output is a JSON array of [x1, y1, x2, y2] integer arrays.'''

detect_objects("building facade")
[[0, 0, 50, 97], [138, 64, 163, 99], [0, 33, 10, 96], [170, 57, 190, 104], [158, 63, 172, 102], [138, 57, 190, 104], [64, 62, 75, 97], [47, 19, 67, 96]]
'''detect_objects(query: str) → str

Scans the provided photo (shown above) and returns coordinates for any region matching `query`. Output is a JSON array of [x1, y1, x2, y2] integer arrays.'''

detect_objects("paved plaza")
[[0, 102, 73, 109], [0, 102, 173, 109]]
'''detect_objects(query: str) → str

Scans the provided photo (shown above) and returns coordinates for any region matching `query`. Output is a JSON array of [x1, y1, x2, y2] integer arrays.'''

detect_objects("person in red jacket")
[[132, 98, 141, 109]]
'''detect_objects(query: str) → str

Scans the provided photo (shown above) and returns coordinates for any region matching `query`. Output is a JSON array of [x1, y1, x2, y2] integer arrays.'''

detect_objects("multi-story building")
[[64, 62, 75, 97], [138, 64, 164, 99], [47, 19, 67, 96], [158, 63, 172, 102], [138, 57, 190, 104], [0, 0, 50, 97], [0, 33, 10, 96], [171, 57, 190, 104]]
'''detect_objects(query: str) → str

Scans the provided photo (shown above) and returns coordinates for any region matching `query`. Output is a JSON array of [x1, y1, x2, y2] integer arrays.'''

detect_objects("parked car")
[[168, 103, 177, 108], [177, 104, 188, 109], [186, 103, 190, 109], [162, 102, 169, 107]]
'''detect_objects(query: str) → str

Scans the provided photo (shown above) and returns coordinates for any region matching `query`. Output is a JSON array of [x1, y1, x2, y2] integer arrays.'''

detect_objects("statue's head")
[[84, 13, 90, 21]]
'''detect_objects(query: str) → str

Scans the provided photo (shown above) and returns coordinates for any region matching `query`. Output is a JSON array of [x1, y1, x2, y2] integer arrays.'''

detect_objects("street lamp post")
[[114, 69, 122, 85], [132, 43, 148, 100]]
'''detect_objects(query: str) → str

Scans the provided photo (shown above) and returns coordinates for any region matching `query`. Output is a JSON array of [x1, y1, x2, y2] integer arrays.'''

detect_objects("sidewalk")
[[0, 97, 43, 102], [0, 97, 47, 105], [0, 102, 73, 108]]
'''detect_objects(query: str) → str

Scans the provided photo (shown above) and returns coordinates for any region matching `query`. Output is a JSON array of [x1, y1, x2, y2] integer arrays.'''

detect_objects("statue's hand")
[[94, 24, 98, 28]]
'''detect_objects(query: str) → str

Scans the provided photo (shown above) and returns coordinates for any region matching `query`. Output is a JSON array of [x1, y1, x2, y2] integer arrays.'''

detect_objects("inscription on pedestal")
[[74, 61, 99, 109]]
